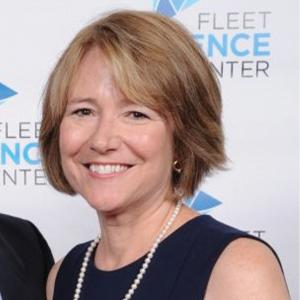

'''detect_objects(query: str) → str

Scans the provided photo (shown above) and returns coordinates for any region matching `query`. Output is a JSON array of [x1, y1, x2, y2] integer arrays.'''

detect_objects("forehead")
[[69, 46, 121, 100], [67, 45, 169, 120]]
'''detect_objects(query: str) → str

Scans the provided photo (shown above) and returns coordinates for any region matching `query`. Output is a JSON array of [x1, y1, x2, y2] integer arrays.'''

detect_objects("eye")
[[128, 111, 149, 119], [72, 108, 92, 116]]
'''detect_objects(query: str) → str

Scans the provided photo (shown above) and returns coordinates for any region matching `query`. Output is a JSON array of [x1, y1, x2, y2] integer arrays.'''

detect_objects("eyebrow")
[[68, 96, 144, 108], [68, 97, 96, 104]]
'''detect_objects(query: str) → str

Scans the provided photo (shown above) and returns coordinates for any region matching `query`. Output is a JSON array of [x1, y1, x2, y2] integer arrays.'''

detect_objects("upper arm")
[[204, 238, 290, 300], [46, 259, 63, 300], [27, 221, 54, 275]]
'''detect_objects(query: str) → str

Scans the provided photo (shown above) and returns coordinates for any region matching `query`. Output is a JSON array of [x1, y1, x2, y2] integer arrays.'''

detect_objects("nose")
[[89, 115, 121, 154]]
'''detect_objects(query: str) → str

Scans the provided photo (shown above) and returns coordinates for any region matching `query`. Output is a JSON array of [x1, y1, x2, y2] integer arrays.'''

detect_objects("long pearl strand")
[[73, 200, 182, 300]]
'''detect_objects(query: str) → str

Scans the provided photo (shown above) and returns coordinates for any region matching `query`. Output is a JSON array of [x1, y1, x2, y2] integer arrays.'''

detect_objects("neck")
[[95, 196, 177, 271]]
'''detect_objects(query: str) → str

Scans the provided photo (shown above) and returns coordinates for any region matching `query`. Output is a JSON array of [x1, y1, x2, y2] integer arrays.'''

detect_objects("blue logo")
[[1, 142, 40, 166], [0, 82, 17, 105], [154, 0, 200, 17], [185, 191, 222, 212]]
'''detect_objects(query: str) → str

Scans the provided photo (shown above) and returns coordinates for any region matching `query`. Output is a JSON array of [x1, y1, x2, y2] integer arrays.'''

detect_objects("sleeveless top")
[[53, 215, 280, 300]]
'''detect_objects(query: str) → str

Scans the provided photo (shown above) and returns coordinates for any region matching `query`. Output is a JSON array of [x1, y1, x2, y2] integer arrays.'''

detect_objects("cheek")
[[129, 125, 173, 163], [59, 120, 86, 156]]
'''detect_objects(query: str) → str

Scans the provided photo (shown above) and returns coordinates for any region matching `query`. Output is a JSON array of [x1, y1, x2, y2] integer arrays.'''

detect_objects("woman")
[[0, 213, 53, 300], [40, 10, 289, 300]]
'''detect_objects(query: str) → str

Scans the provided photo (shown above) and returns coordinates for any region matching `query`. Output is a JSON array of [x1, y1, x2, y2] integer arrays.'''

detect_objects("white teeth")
[[89, 164, 129, 174]]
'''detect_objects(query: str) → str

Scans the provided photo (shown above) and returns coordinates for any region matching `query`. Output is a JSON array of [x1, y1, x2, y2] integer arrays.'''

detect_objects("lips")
[[87, 163, 132, 175]]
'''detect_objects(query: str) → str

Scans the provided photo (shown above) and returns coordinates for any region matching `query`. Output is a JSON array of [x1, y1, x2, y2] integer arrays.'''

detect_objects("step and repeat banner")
[[0, 0, 298, 298]]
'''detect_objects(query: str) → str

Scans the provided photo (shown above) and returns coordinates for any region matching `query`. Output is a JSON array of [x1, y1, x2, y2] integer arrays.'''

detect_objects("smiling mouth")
[[86, 164, 132, 175]]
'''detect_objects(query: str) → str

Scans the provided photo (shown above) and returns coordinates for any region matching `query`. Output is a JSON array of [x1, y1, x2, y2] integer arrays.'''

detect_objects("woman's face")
[[59, 47, 174, 214]]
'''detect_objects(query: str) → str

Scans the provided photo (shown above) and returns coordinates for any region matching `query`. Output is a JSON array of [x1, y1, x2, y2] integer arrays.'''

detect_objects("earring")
[[173, 160, 182, 173]]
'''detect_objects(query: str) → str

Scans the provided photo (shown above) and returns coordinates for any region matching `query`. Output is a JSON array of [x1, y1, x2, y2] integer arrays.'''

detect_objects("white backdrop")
[[0, 0, 298, 298]]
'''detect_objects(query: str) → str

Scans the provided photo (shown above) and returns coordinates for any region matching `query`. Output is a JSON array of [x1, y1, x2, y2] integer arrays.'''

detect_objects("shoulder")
[[0, 213, 29, 229], [205, 238, 290, 299], [186, 215, 250, 253], [47, 241, 91, 300], [0, 213, 53, 260], [189, 215, 247, 239], [0, 213, 54, 296], [0, 213, 39, 242], [180, 216, 289, 299], [47, 259, 63, 300]]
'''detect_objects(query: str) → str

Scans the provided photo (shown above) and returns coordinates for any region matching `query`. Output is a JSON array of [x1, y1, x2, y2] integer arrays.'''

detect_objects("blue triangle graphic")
[[0, 82, 17, 103], [171, 0, 183, 11], [182, 0, 200, 11], [153, 0, 159, 10], [157, 0, 176, 17], [185, 191, 222, 211]]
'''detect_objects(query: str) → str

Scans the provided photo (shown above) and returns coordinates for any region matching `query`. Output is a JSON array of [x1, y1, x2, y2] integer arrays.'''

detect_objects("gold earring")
[[173, 160, 182, 173]]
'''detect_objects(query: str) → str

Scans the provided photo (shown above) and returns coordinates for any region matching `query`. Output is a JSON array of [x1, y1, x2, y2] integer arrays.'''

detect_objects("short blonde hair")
[[39, 10, 226, 198]]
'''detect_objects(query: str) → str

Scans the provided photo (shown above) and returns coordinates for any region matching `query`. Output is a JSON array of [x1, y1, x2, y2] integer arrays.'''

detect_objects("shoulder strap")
[[53, 242, 90, 300], [169, 216, 281, 300]]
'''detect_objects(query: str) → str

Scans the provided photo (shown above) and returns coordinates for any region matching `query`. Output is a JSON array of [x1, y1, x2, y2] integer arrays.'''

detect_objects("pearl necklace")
[[73, 200, 182, 300]]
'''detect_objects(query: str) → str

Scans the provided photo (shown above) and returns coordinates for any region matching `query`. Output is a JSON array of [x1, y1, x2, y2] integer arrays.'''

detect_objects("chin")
[[84, 193, 127, 215]]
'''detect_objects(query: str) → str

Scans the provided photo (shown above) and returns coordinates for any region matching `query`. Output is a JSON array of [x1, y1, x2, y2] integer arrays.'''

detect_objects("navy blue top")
[[53, 215, 279, 300]]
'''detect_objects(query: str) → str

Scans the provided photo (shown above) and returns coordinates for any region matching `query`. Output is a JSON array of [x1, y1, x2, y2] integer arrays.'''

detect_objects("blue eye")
[[72, 108, 92, 116]]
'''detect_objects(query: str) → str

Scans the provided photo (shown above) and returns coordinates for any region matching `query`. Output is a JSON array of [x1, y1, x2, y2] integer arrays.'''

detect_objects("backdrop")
[[0, 0, 298, 298]]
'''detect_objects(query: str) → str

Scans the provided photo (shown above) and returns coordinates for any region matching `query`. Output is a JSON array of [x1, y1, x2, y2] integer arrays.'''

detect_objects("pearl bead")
[[140, 268, 146, 275], [134, 278, 141, 284]]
